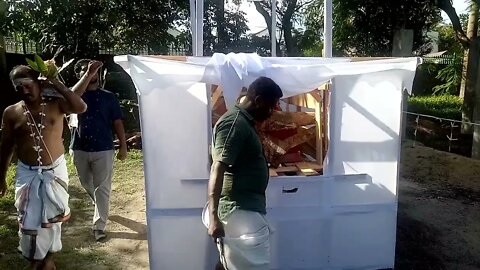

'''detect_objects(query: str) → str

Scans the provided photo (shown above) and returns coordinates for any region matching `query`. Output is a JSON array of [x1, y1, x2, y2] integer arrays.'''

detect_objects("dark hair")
[[246, 76, 283, 102], [74, 58, 92, 74], [9, 65, 39, 81]]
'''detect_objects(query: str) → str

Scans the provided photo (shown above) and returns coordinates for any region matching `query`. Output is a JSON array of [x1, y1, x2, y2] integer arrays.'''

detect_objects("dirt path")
[[395, 143, 480, 270], [61, 151, 149, 270], [2, 145, 480, 269]]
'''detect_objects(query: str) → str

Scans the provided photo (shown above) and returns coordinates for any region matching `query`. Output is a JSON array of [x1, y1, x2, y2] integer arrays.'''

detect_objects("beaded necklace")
[[22, 97, 53, 174]]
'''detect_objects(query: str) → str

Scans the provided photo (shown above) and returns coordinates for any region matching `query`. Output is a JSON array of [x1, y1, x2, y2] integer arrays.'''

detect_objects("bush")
[[407, 95, 463, 120]]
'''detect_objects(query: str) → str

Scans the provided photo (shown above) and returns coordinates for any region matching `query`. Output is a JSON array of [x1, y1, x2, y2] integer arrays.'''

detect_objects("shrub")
[[407, 95, 462, 120]]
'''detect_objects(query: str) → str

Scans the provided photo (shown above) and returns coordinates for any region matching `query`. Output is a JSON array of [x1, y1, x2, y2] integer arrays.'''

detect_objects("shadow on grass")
[[0, 185, 117, 270], [108, 215, 147, 241]]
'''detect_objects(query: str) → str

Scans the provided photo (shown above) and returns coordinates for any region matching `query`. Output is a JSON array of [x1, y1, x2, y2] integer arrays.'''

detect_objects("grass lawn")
[[0, 150, 148, 270]]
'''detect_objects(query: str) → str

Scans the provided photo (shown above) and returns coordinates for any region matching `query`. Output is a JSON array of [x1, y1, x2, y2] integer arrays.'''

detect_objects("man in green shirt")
[[207, 76, 283, 270]]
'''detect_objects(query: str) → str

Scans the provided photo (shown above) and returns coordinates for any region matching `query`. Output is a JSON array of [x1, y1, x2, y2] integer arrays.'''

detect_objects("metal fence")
[[421, 54, 457, 65], [4, 36, 188, 56], [4, 37, 42, 54]]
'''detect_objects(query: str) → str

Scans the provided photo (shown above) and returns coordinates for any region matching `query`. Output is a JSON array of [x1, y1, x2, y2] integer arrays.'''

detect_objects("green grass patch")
[[407, 95, 463, 120], [1, 150, 146, 269], [0, 166, 16, 211], [112, 150, 144, 197]]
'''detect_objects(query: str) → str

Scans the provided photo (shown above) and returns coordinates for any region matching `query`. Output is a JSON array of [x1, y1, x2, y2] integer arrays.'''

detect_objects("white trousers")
[[73, 150, 114, 231], [219, 209, 272, 270]]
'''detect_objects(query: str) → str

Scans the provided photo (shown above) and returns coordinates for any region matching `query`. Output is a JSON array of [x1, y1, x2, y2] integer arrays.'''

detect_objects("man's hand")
[[0, 180, 7, 197], [116, 146, 127, 161], [87, 61, 103, 77], [208, 217, 225, 240], [46, 76, 66, 90]]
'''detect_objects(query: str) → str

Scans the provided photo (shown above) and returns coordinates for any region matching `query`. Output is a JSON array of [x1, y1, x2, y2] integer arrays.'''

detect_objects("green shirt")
[[211, 105, 269, 221]]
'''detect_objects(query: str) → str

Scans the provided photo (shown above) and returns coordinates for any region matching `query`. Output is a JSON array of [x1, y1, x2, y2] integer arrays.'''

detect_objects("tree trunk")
[[215, 0, 227, 52], [282, 0, 298, 56], [461, 3, 479, 134], [254, 1, 281, 56], [438, 0, 470, 47], [471, 43, 480, 159], [0, 34, 6, 78]]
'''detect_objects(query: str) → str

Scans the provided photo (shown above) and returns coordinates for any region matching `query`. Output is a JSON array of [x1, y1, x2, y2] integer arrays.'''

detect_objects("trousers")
[[73, 150, 114, 230]]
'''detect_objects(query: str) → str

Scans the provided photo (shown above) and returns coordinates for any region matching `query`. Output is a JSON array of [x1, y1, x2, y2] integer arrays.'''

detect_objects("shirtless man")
[[0, 63, 97, 269]]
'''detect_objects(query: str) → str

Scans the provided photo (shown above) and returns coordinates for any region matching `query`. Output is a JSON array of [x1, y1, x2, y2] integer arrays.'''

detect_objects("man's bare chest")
[[13, 106, 63, 137]]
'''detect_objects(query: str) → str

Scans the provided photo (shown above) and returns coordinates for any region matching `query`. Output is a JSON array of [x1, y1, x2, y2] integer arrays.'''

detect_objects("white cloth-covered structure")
[[115, 53, 420, 270]]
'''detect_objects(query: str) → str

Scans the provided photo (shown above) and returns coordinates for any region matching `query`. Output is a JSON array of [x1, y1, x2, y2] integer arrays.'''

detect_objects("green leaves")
[[26, 54, 59, 78], [322, 0, 441, 56], [35, 54, 47, 74], [26, 57, 40, 72], [408, 95, 463, 120]]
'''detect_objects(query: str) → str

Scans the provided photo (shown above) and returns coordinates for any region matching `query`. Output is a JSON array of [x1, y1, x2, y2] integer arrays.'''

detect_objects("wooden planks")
[[269, 162, 323, 177]]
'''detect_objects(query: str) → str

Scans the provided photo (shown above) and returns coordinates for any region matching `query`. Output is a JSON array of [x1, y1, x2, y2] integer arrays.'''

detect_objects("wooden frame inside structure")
[[147, 56, 392, 177]]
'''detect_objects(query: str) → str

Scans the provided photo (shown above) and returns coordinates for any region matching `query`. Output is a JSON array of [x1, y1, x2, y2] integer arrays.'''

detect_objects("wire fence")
[[4, 37, 42, 54], [4, 36, 189, 56], [403, 111, 479, 153], [421, 53, 458, 65]]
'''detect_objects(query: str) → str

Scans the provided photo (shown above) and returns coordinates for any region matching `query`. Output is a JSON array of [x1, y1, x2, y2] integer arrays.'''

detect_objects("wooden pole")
[[315, 88, 324, 165], [322, 85, 330, 161]]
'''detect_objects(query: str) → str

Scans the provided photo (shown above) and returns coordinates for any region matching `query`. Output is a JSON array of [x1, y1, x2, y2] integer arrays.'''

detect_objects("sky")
[[242, 0, 470, 34]]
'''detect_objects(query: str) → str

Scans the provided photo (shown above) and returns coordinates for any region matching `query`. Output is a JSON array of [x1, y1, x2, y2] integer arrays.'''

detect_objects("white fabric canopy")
[[115, 53, 419, 107]]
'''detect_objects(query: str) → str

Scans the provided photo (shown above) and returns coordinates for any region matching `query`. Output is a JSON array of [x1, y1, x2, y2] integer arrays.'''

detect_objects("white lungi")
[[203, 205, 273, 270], [221, 209, 272, 270], [14, 155, 70, 260]]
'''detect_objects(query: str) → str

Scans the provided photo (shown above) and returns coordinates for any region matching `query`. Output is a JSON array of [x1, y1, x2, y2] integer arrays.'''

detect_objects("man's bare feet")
[[42, 253, 56, 270], [29, 261, 42, 270]]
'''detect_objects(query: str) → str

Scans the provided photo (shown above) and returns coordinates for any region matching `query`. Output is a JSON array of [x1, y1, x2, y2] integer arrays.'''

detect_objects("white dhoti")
[[203, 206, 273, 270], [14, 155, 70, 261]]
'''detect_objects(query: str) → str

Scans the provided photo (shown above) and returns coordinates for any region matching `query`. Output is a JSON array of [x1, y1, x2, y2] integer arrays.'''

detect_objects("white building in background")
[[426, 31, 439, 53], [251, 27, 281, 40]]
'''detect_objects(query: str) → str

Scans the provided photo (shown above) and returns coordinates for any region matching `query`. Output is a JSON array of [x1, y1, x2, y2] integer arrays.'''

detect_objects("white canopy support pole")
[[271, 0, 277, 57], [323, 0, 332, 57], [190, 0, 197, 56], [195, 0, 204, 56]]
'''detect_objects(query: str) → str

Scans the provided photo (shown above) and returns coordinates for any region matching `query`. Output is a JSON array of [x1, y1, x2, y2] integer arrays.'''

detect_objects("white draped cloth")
[[14, 155, 70, 260]]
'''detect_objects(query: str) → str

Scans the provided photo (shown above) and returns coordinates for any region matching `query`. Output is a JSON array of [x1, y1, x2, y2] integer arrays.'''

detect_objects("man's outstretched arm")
[[0, 108, 15, 197], [71, 61, 103, 97]]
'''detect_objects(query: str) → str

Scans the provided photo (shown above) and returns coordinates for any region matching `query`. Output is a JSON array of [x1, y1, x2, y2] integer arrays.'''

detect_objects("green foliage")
[[0, 166, 16, 211], [298, 0, 324, 56], [323, 0, 441, 56], [408, 95, 463, 120], [431, 55, 463, 95], [2, 0, 188, 57], [175, 0, 272, 56], [202, 0, 250, 56], [119, 99, 140, 132], [434, 19, 467, 55]]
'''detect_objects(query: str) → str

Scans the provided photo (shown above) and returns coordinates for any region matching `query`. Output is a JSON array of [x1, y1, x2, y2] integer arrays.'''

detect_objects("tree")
[[203, 0, 249, 55], [182, 0, 252, 56], [0, 0, 7, 77], [332, 0, 441, 56], [2, 0, 188, 58], [455, 1, 478, 134], [253, 0, 311, 56], [435, 19, 467, 55], [428, 0, 480, 158], [297, 0, 323, 56]]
